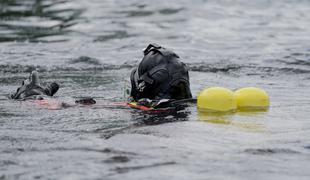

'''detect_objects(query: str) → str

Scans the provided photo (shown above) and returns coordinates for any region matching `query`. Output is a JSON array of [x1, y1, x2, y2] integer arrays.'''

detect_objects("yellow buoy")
[[197, 87, 237, 112], [234, 87, 269, 111]]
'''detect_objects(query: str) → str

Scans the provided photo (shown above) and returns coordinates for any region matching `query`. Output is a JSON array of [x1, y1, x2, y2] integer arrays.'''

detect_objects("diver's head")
[[130, 44, 192, 101]]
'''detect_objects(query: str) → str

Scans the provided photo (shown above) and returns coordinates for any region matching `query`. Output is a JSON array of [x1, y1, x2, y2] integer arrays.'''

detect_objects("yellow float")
[[197, 87, 236, 112], [234, 87, 269, 111]]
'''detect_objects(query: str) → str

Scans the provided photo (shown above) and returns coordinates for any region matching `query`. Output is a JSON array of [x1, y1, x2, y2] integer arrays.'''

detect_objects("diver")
[[11, 43, 193, 109], [10, 71, 59, 100], [129, 43, 193, 108], [10, 70, 97, 108]]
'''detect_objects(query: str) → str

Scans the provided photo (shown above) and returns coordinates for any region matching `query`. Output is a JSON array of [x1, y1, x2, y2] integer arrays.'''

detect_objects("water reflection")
[[99, 109, 190, 139], [198, 111, 266, 131], [134, 109, 190, 126], [198, 111, 234, 125], [0, 0, 83, 42]]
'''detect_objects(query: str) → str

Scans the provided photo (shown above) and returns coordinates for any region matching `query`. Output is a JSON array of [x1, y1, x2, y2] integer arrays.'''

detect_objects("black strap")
[[139, 65, 167, 85], [143, 43, 161, 55], [139, 73, 154, 84], [143, 43, 179, 58]]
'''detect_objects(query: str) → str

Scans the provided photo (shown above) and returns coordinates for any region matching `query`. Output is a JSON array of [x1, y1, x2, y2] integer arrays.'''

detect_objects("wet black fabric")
[[130, 44, 192, 101], [11, 71, 59, 100]]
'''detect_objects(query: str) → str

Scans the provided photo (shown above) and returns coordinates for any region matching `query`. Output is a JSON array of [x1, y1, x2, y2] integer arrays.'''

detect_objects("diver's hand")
[[44, 82, 59, 96], [11, 71, 59, 100]]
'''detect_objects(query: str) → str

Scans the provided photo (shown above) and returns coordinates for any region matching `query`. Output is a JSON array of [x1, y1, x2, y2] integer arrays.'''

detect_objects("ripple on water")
[[94, 30, 137, 42], [2, 60, 310, 77], [304, 145, 310, 150], [278, 52, 310, 66], [68, 56, 101, 65], [113, 161, 176, 174], [0, 0, 84, 42], [244, 148, 300, 155], [1, 0, 310, 180], [114, 10, 154, 18]]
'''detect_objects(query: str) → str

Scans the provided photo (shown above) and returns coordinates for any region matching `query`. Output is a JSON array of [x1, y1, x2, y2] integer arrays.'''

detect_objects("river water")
[[1, 0, 310, 179]]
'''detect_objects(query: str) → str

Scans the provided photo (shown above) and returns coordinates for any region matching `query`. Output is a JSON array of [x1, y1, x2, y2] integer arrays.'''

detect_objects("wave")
[[94, 31, 137, 42], [277, 52, 310, 66], [0, 56, 136, 73], [244, 148, 299, 155], [0, 0, 84, 43], [187, 62, 310, 75], [0, 64, 134, 74], [68, 56, 101, 65], [1, 56, 310, 76]]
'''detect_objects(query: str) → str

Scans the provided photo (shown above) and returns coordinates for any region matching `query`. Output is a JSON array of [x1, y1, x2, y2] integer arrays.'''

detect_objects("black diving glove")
[[11, 71, 59, 100]]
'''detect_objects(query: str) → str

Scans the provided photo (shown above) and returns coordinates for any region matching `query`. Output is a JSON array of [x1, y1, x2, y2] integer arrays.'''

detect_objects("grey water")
[[1, 0, 310, 179]]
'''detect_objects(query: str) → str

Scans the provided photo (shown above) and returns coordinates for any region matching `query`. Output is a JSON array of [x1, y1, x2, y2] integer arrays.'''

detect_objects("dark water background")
[[1, 0, 310, 179]]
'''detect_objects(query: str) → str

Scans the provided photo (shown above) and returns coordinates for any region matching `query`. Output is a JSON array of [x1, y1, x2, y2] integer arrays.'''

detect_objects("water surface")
[[1, 0, 310, 179]]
